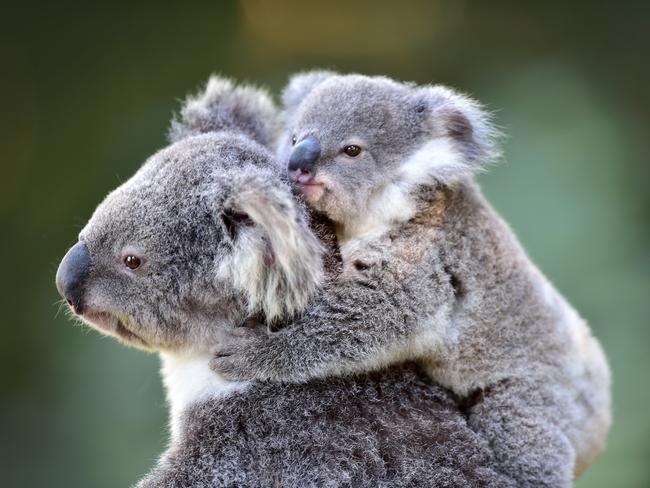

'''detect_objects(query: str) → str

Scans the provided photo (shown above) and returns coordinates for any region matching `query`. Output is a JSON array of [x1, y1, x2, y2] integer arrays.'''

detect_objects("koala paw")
[[210, 324, 276, 381]]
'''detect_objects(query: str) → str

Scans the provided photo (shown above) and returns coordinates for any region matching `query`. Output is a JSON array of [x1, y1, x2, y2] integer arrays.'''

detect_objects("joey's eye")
[[291, 135, 297, 145], [124, 255, 141, 270], [343, 145, 362, 157]]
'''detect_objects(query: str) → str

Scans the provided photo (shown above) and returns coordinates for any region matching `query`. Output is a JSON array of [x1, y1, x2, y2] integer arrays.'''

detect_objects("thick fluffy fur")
[[141, 364, 516, 488], [212, 72, 612, 487], [169, 75, 279, 148], [217, 168, 324, 322], [56, 77, 516, 487]]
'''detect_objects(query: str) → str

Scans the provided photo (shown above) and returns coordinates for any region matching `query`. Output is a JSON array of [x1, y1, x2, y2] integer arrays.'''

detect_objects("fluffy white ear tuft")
[[404, 85, 501, 185], [169, 75, 279, 148], [218, 168, 323, 323]]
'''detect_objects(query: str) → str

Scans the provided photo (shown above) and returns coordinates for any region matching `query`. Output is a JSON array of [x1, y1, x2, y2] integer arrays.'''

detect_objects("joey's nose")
[[290, 168, 314, 184], [288, 136, 321, 173], [55, 241, 91, 314]]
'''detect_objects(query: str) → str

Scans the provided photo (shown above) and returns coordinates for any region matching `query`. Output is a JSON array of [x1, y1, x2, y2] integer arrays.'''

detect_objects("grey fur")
[[211, 72, 612, 487], [281, 69, 337, 125], [169, 76, 280, 148], [140, 364, 517, 488], [57, 76, 516, 487]]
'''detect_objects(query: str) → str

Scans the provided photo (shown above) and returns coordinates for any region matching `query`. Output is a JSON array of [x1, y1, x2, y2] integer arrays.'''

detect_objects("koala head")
[[55, 76, 323, 353], [278, 71, 499, 234]]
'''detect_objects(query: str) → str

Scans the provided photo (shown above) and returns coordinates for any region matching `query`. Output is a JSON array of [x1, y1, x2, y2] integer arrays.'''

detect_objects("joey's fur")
[[56, 76, 516, 487], [211, 72, 612, 487]]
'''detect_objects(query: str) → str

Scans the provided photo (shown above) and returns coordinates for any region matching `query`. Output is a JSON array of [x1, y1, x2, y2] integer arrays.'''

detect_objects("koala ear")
[[169, 75, 279, 148], [218, 168, 323, 322], [219, 208, 254, 242], [404, 85, 501, 184], [281, 70, 337, 119]]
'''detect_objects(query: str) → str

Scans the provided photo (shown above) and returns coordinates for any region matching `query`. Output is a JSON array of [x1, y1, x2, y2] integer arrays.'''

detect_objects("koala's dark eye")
[[291, 135, 297, 146], [343, 145, 362, 158], [124, 255, 141, 270]]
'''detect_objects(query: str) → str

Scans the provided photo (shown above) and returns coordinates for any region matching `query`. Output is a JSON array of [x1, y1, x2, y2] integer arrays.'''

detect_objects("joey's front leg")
[[211, 309, 368, 383], [211, 254, 450, 383], [211, 304, 371, 383], [209, 316, 305, 382]]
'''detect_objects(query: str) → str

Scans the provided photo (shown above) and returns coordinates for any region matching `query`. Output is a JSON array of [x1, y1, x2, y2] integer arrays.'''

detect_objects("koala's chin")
[[294, 173, 361, 233], [81, 310, 151, 349]]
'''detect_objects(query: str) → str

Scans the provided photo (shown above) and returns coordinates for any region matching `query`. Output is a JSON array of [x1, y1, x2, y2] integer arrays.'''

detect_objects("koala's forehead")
[[82, 133, 270, 246], [83, 176, 212, 252], [295, 76, 412, 138]]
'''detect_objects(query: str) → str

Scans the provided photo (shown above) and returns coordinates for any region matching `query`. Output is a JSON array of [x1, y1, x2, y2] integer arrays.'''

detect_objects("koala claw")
[[209, 355, 254, 381], [209, 328, 272, 381]]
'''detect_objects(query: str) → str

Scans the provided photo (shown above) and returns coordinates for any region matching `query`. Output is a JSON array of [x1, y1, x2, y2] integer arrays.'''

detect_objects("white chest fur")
[[160, 352, 250, 441]]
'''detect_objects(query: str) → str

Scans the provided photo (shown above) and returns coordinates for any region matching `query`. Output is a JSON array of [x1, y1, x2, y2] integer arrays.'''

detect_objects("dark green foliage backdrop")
[[1, 2, 648, 486]]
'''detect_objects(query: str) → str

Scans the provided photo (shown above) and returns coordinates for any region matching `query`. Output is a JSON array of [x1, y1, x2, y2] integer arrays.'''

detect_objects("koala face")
[[279, 72, 498, 233], [279, 76, 423, 224], [56, 133, 323, 353]]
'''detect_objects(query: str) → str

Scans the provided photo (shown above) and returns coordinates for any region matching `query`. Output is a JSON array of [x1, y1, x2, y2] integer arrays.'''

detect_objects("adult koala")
[[55, 76, 514, 487]]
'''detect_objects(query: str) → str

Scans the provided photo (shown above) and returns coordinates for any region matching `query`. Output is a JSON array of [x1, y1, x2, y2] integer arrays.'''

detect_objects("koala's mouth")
[[82, 311, 149, 347], [294, 181, 325, 201]]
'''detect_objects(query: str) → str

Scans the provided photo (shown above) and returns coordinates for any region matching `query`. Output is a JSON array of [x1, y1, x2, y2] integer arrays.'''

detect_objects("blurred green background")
[[1, 1, 648, 486]]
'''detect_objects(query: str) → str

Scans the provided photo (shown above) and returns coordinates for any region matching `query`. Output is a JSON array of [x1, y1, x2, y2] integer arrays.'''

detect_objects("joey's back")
[[407, 180, 612, 471], [426, 182, 591, 384], [328, 176, 610, 477]]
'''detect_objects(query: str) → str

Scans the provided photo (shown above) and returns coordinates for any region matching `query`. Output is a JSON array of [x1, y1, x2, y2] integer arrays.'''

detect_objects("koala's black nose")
[[55, 241, 91, 314], [288, 136, 321, 173]]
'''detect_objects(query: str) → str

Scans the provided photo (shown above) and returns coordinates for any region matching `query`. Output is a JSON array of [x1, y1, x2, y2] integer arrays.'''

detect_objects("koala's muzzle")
[[56, 241, 91, 314], [288, 136, 321, 174]]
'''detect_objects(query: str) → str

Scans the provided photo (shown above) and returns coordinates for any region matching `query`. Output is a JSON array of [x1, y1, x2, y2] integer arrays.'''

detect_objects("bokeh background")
[[1, 1, 648, 486]]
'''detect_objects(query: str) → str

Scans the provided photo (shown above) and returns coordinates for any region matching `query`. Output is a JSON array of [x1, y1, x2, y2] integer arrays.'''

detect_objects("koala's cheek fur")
[[307, 168, 370, 226], [77, 268, 182, 350], [311, 164, 420, 243]]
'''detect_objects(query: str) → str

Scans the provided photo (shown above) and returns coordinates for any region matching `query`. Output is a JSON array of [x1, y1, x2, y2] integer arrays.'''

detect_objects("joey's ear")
[[406, 85, 501, 182], [218, 168, 323, 322], [281, 70, 337, 119], [169, 75, 279, 148]]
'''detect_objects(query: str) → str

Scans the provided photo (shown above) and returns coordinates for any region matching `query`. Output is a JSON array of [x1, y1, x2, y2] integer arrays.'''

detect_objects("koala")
[[210, 72, 612, 487], [55, 76, 517, 487]]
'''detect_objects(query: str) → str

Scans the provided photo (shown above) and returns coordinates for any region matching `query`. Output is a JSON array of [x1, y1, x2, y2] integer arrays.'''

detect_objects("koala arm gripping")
[[211, 229, 455, 383]]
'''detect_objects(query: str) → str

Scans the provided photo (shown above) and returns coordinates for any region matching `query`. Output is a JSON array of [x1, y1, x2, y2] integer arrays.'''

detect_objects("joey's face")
[[55, 135, 269, 352], [281, 76, 430, 227]]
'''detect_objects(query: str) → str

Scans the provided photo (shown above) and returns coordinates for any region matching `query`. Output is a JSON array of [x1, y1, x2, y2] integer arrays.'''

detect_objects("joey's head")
[[55, 76, 322, 353], [279, 71, 499, 233]]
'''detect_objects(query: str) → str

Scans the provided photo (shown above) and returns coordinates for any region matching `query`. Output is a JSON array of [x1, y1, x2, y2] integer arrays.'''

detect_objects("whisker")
[[53, 298, 69, 319]]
